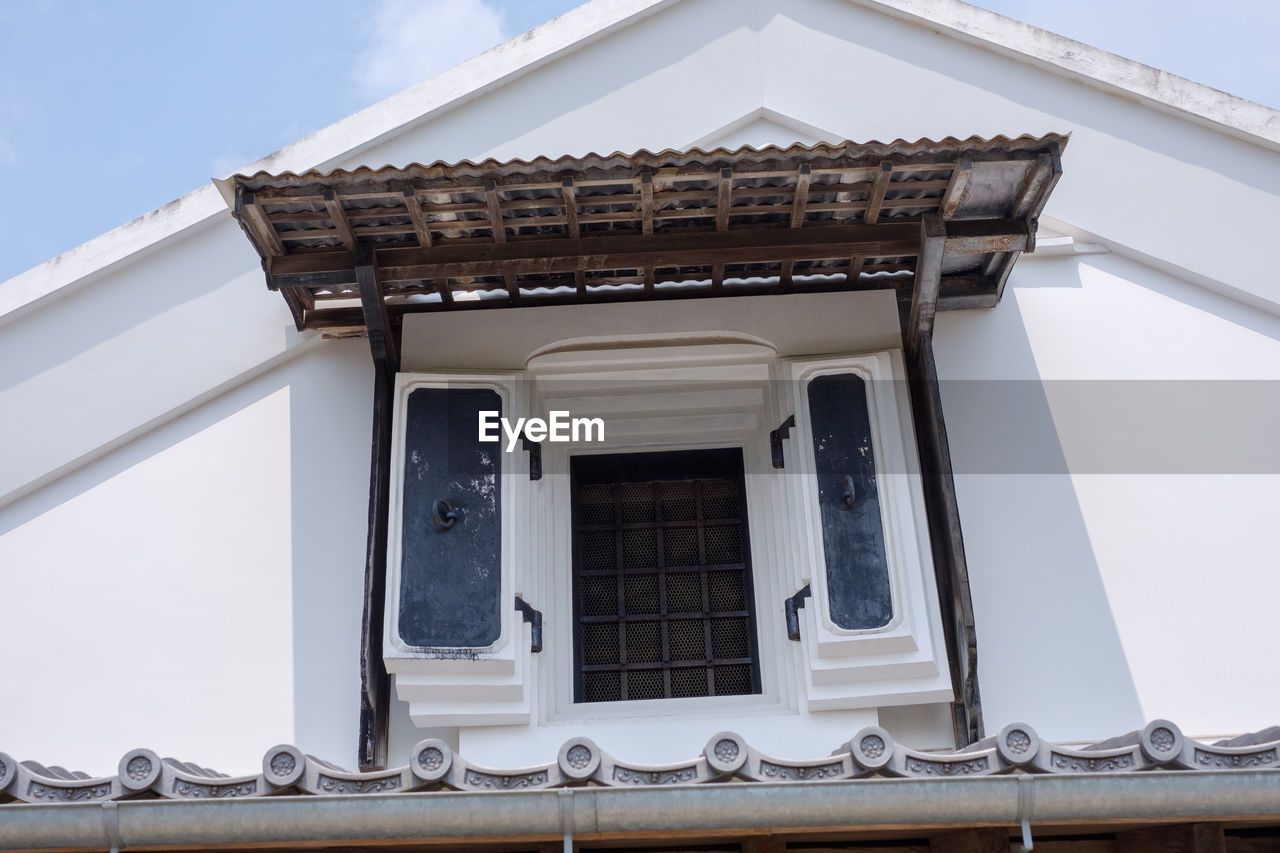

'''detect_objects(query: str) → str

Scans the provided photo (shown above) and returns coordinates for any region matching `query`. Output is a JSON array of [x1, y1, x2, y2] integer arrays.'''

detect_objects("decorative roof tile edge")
[[2, 720, 1278, 804]]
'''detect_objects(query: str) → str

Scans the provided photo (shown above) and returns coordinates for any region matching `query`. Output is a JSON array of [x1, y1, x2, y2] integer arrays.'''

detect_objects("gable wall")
[[1, 0, 1277, 775]]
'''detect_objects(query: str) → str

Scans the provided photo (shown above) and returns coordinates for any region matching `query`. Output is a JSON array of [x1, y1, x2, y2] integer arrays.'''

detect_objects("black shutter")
[[398, 387, 503, 648], [806, 373, 893, 630]]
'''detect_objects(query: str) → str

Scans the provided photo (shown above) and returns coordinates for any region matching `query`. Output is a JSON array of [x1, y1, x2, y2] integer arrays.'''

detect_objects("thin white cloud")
[[355, 0, 508, 102]]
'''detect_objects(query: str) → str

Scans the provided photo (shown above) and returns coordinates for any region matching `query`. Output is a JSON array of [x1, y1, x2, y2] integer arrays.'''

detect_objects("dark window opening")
[[571, 448, 762, 703]]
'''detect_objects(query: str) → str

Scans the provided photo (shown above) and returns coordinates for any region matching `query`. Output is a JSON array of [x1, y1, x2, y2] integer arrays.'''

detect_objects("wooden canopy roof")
[[221, 135, 1065, 332]]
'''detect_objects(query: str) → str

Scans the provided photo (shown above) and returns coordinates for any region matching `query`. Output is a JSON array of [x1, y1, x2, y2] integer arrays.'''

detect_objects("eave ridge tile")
[[2, 720, 1278, 804]]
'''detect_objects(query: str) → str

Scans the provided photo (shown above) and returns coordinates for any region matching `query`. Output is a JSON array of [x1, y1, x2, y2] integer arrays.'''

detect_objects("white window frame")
[[384, 342, 953, 727], [384, 372, 535, 726], [778, 350, 952, 709], [528, 343, 797, 723]]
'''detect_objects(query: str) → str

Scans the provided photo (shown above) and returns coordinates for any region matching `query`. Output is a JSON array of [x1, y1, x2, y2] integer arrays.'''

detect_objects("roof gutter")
[[3, 772, 1279, 851]]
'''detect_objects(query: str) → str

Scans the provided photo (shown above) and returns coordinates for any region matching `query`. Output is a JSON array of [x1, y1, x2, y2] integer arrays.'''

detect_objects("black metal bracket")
[[770, 414, 796, 469], [514, 597, 543, 653], [784, 584, 811, 641], [520, 433, 543, 481]]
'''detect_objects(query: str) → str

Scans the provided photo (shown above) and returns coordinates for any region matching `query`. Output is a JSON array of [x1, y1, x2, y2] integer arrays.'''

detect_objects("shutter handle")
[[842, 475, 857, 508], [432, 498, 458, 530], [784, 584, 811, 641], [514, 597, 543, 653]]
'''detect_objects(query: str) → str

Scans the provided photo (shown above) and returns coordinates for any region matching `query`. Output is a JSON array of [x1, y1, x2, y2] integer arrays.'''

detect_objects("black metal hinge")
[[770, 414, 796, 469], [784, 584, 811, 641], [514, 597, 543, 653], [520, 433, 542, 481]]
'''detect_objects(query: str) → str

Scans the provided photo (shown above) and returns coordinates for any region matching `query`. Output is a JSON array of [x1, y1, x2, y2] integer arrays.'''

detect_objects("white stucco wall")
[[0, 342, 372, 775], [1, 0, 1278, 775], [939, 249, 1280, 743]]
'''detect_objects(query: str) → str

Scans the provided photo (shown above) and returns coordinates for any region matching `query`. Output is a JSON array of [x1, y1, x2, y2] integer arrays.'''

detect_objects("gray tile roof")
[[2, 719, 1276, 803]]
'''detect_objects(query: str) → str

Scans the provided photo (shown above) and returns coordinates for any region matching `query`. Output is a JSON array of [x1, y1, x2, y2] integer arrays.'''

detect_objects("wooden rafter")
[[941, 159, 972, 218], [865, 160, 893, 225], [780, 164, 811, 290], [716, 168, 732, 232], [240, 192, 286, 257], [848, 253, 866, 281], [485, 180, 518, 300], [907, 215, 947, 355], [561, 176, 586, 294], [323, 190, 356, 249], [639, 171, 654, 236], [401, 187, 434, 248]]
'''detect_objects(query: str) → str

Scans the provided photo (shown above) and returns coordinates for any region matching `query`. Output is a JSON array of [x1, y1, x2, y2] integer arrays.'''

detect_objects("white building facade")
[[2, 0, 1278, 849]]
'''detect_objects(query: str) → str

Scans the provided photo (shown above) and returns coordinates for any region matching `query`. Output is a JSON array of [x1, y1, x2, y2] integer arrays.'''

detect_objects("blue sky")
[[1, 0, 1277, 283]]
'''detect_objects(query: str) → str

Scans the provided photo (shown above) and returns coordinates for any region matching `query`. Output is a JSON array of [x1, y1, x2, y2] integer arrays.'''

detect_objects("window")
[[383, 339, 952, 728], [571, 449, 762, 703]]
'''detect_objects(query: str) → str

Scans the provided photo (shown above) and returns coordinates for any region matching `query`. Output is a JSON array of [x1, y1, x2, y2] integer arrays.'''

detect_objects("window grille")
[[571, 449, 761, 703]]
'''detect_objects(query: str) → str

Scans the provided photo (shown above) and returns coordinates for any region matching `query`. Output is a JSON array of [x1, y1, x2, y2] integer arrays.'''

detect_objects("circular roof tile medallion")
[[996, 722, 1041, 767], [411, 739, 454, 783], [704, 731, 748, 776], [118, 748, 162, 792], [262, 744, 305, 789], [850, 726, 893, 771], [558, 737, 601, 782], [0, 751, 17, 794], [1140, 719, 1184, 765]]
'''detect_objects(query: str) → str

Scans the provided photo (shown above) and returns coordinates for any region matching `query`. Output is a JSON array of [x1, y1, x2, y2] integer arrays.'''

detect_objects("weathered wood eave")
[[226, 136, 1065, 333]]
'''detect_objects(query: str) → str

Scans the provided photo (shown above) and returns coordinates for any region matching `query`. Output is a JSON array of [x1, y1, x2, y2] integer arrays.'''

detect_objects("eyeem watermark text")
[[479, 411, 604, 451]]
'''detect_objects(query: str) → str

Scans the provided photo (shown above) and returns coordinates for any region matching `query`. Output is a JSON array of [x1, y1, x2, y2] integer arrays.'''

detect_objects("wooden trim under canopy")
[[219, 135, 1065, 332]]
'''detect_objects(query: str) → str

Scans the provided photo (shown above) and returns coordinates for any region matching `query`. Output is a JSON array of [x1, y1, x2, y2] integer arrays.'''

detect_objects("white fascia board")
[[848, 0, 1280, 152], [0, 0, 682, 328]]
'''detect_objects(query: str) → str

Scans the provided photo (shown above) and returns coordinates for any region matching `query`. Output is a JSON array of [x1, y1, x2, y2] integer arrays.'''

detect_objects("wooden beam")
[[906, 213, 947, 355], [716, 167, 732, 231], [778, 164, 811, 292], [244, 185, 315, 331], [270, 219, 1028, 289], [1116, 824, 1226, 853], [561, 176, 580, 237], [399, 186, 450, 304], [901, 213, 984, 747], [484, 180, 507, 243], [865, 160, 894, 224], [323, 190, 356, 249], [640, 170, 654, 236], [848, 253, 866, 281], [712, 263, 725, 290], [644, 266, 655, 293], [358, 364, 394, 772], [356, 242, 398, 772], [304, 272, 990, 328], [563, 177, 587, 294], [485, 180, 519, 299], [401, 187, 433, 248], [1013, 151, 1060, 220], [790, 163, 811, 228], [239, 191, 286, 257], [941, 158, 972, 219], [902, 328, 983, 747], [355, 244, 399, 373], [929, 829, 1007, 853]]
